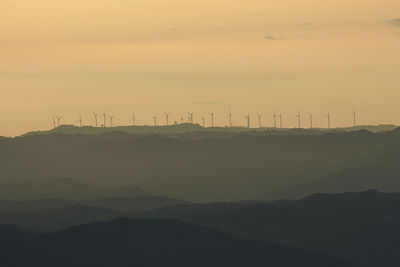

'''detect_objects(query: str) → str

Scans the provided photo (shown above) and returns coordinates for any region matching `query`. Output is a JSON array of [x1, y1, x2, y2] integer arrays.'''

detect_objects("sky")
[[0, 0, 399, 135]]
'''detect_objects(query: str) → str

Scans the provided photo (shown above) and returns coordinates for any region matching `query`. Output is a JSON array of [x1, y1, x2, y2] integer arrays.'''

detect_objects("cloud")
[[265, 35, 285, 40], [389, 18, 400, 26]]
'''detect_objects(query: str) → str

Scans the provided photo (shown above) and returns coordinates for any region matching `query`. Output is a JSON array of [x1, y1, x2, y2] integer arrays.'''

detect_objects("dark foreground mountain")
[[2, 191, 400, 265], [132, 190, 400, 266], [0, 218, 343, 267], [0, 205, 121, 232], [0, 224, 37, 246]]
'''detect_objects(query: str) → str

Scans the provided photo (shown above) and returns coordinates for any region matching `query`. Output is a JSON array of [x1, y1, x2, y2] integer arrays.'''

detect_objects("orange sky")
[[1, 0, 400, 135]]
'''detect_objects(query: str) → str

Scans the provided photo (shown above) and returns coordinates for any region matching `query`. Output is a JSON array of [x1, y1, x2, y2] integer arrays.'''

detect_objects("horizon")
[[1, 108, 400, 136], [4, 120, 398, 138]]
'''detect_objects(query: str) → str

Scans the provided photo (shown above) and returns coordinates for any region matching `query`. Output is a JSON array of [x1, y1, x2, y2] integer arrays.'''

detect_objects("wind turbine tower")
[[228, 109, 233, 127], [257, 113, 262, 128], [279, 113, 283, 128], [52, 116, 57, 129], [353, 108, 356, 127], [93, 112, 99, 127], [55, 115, 62, 127], [273, 112, 277, 128], [187, 112, 194, 124], [209, 111, 214, 127], [297, 112, 301, 129], [309, 113, 313, 129], [102, 109, 107, 127], [108, 114, 114, 127], [164, 112, 170, 126], [131, 113, 136, 126], [152, 114, 157, 126], [326, 113, 331, 129], [245, 113, 250, 128], [76, 113, 83, 127]]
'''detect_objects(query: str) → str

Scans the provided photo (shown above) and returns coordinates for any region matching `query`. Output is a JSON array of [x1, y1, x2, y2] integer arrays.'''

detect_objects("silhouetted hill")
[[0, 218, 343, 267], [25, 123, 206, 136], [132, 190, 400, 266], [23, 124, 397, 136], [0, 198, 74, 212], [335, 124, 398, 133], [3, 130, 400, 201], [0, 195, 190, 213], [2, 191, 400, 265]]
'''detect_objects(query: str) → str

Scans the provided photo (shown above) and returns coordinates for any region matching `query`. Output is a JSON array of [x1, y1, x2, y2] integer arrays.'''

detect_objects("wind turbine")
[[92, 112, 99, 127], [180, 116, 184, 124], [52, 116, 56, 129], [164, 112, 170, 126], [108, 114, 114, 127], [209, 111, 214, 127], [52, 116, 57, 129], [325, 113, 331, 129], [152, 114, 157, 126], [257, 113, 262, 128], [76, 113, 83, 127], [273, 112, 277, 128], [55, 115, 62, 127], [309, 113, 313, 129], [130, 113, 136, 126], [352, 108, 356, 127], [102, 109, 107, 127], [297, 112, 301, 129], [279, 113, 283, 128], [245, 113, 250, 128], [187, 112, 194, 124], [228, 109, 233, 127]]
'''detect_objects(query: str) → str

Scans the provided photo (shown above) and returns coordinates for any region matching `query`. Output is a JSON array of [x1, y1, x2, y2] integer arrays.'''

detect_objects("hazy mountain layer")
[[0, 195, 190, 213], [2, 128, 400, 201], [263, 143, 400, 200], [0, 177, 147, 201]]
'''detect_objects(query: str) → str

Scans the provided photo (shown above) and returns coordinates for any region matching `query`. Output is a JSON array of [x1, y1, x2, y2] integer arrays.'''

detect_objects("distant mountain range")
[[2, 128, 400, 201], [0, 177, 148, 200], [0, 195, 190, 213]]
